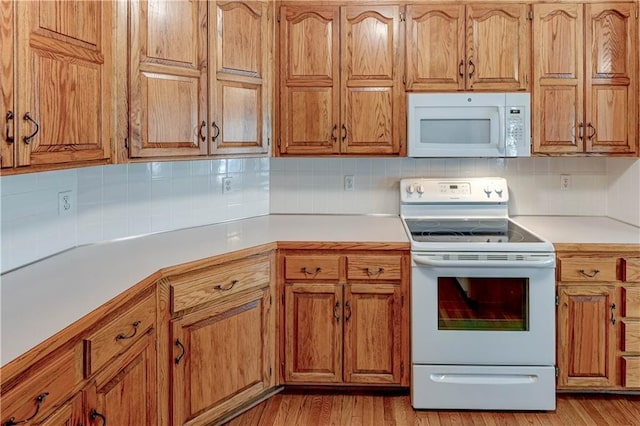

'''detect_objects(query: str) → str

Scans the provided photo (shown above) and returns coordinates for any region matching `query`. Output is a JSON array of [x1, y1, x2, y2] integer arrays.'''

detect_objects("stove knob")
[[416, 184, 425, 195], [495, 188, 504, 198], [406, 184, 415, 194], [484, 187, 493, 198]]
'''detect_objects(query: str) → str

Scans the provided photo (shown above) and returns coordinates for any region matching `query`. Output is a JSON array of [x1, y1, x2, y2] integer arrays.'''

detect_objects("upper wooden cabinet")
[[129, 0, 271, 159], [278, 5, 404, 156], [1, 0, 113, 173], [406, 3, 530, 92], [532, 3, 638, 155]]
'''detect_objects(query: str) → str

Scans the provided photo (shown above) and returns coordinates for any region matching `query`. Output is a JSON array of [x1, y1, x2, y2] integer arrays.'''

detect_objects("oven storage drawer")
[[558, 257, 618, 282], [411, 365, 556, 410]]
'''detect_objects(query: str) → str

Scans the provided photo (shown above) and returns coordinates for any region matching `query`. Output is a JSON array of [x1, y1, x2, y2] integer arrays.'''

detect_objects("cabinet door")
[[37, 392, 83, 426], [532, 4, 584, 154], [466, 4, 529, 91], [87, 330, 157, 426], [344, 283, 403, 384], [557, 285, 617, 388], [279, 6, 340, 155], [585, 3, 637, 154], [405, 4, 465, 91], [129, 0, 208, 158], [172, 288, 272, 425], [210, 1, 271, 155], [340, 5, 402, 155], [15, 0, 112, 167], [284, 283, 342, 383], [1, 0, 14, 168]]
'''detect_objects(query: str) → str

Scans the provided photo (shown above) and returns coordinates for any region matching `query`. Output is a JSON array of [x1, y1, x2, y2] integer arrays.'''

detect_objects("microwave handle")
[[497, 106, 506, 155]]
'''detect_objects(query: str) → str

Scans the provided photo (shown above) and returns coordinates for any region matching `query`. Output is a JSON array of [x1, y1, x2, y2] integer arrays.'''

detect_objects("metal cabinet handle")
[[333, 301, 340, 322], [587, 123, 596, 140], [364, 267, 384, 277], [198, 121, 206, 142], [458, 60, 464, 78], [610, 303, 616, 325], [116, 320, 141, 341], [5, 111, 14, 143], [23, 113, 39, 144], [330, 124, 337, 142], [175, 339, 186, 365], [90, 409, 107, 426], [578, 269, 600, 278], [301, 267, 321, 278], [214, 279, 238, 291], [345, 301, 352, 322], [468, 60, 476, 79], [211, 121, 220, 142], [2, 392, 49, 426], [341, 124, 347, 142]]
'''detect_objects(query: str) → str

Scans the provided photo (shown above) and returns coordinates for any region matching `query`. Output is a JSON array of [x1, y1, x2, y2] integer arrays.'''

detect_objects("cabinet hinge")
[[401, 361, 404, 375], [528, 10, 533, 20], [270, 294, 273, 306], [269, 367, 272, 378], [277, 14, 281, 23], [124, 137, 128, 149], [277, 137, 281, 148], [401, 294, 404, 306], [402, 75, 406, 86], [400, 12, 406, 22], [281, 361, 285, 377], [282, 292, 285, 305], [555, 294, 559, 306], [268, 137, 271, 147], [555, 365, 558, 377]]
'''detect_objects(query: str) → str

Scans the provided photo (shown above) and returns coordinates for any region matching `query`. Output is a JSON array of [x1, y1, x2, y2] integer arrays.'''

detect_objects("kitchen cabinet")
[[277, 4, 403, 156], [281, 251, 408, 386], [129, 0, 271, 159], [405, 3, 530, 92], [1, 0, 113, 174], [532, 3, 638, 155], [556, 248, 640, 391], [164, 251, 275, 425]]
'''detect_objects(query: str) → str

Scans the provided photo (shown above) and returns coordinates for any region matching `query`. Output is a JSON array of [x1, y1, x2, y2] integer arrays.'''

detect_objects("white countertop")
[[513, 216, 640, 246], [0, 215, 408, 366]]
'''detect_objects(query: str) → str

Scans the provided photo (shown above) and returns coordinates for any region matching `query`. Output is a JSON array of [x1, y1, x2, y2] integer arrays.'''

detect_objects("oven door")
[[411, 253, 555, 366]]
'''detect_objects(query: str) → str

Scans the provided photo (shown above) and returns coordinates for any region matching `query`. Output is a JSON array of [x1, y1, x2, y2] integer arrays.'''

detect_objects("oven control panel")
[[401, 177, 509, 203]]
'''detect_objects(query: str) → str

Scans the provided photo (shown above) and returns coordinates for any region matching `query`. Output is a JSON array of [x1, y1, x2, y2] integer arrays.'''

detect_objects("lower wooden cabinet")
[[38, 392, 83, 426], [281, 249, 408, 386], [556, 248, 640, 391]]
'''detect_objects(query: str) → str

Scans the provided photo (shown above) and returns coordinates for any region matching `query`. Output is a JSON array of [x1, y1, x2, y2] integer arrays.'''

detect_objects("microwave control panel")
[[506, 108, 525, 143]]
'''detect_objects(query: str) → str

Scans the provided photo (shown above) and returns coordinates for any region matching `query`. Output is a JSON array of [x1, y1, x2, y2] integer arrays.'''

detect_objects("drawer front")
[[623, 258, 640, 282], [623, 287, 640, 317], [84, 292, 156, 377], [171, 255, 271, 313], [1, 346, 82, 425], [347, 255, 402, 280], [622, 356, 640, 388], [284, 255, 340, 280], [622, 320, 640, 352], [558, 257, 618, 282]]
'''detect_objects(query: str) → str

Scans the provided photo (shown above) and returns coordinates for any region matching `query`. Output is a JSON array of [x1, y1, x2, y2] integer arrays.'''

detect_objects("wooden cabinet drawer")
[[623, 287, 640, 317], [622, 356, 640, 388], [284, 255, 340, 280], [622, 320, 640, 352], [84, 292, 156, 377], [623, 258, 640, 282], [1, 346, 82, 425], [347, 255, 402, 280], [558, 257, 618, 282], [171, 254, 271, 313]]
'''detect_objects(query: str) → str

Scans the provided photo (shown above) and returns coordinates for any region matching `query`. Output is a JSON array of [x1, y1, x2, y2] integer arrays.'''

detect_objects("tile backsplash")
[[1, 156, 638, 273]]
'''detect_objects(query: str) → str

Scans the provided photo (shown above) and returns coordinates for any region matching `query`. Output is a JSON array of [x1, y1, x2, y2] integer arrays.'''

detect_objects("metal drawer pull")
[[116, 320, 141, 341], [578, 269, 600, 278], [175, 339, 186, 365], [301, 267, 321, 278], [364, 267, 384, 277], [90, 409, 107, 425], [333, 301, 340, 322], [345, 301, 352, 321], [214, 279, 238, 291], [5, 111, 14, 143], [610, 303, 616, 325], [23, 113, 39, 144], [2, 392, 49, 426]]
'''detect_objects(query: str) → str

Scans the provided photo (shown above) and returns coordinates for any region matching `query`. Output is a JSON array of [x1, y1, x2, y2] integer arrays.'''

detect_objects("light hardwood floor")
[[224, 391, 640, 425]]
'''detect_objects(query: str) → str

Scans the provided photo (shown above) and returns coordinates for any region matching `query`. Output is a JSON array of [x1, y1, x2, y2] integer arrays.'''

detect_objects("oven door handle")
[[412, 256, 555, 268]]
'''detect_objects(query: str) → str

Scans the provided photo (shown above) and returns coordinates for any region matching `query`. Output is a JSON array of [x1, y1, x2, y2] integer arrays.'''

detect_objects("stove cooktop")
[[404, 218, 544, 244]]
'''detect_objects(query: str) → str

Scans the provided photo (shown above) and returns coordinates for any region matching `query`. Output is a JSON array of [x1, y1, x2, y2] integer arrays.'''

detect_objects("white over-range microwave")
[[407, 92, 531, 158]]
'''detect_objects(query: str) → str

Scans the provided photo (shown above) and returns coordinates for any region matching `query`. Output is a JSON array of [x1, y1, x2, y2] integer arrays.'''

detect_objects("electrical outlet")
[[58, 190, 75, 216], [344, 175, 354, 191], [222, 177, 232, 193], [560, 174, 571, 191]]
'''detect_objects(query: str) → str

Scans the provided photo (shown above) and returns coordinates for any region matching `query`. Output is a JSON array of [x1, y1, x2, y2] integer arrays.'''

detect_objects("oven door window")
[[438, 277, 529, 331]]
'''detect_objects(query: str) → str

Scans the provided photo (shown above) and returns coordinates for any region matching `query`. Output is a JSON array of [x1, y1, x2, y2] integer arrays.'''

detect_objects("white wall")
[[0, 158, 269, 273], [270, 157, 609, 217], [606, 158, 640, 227]]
